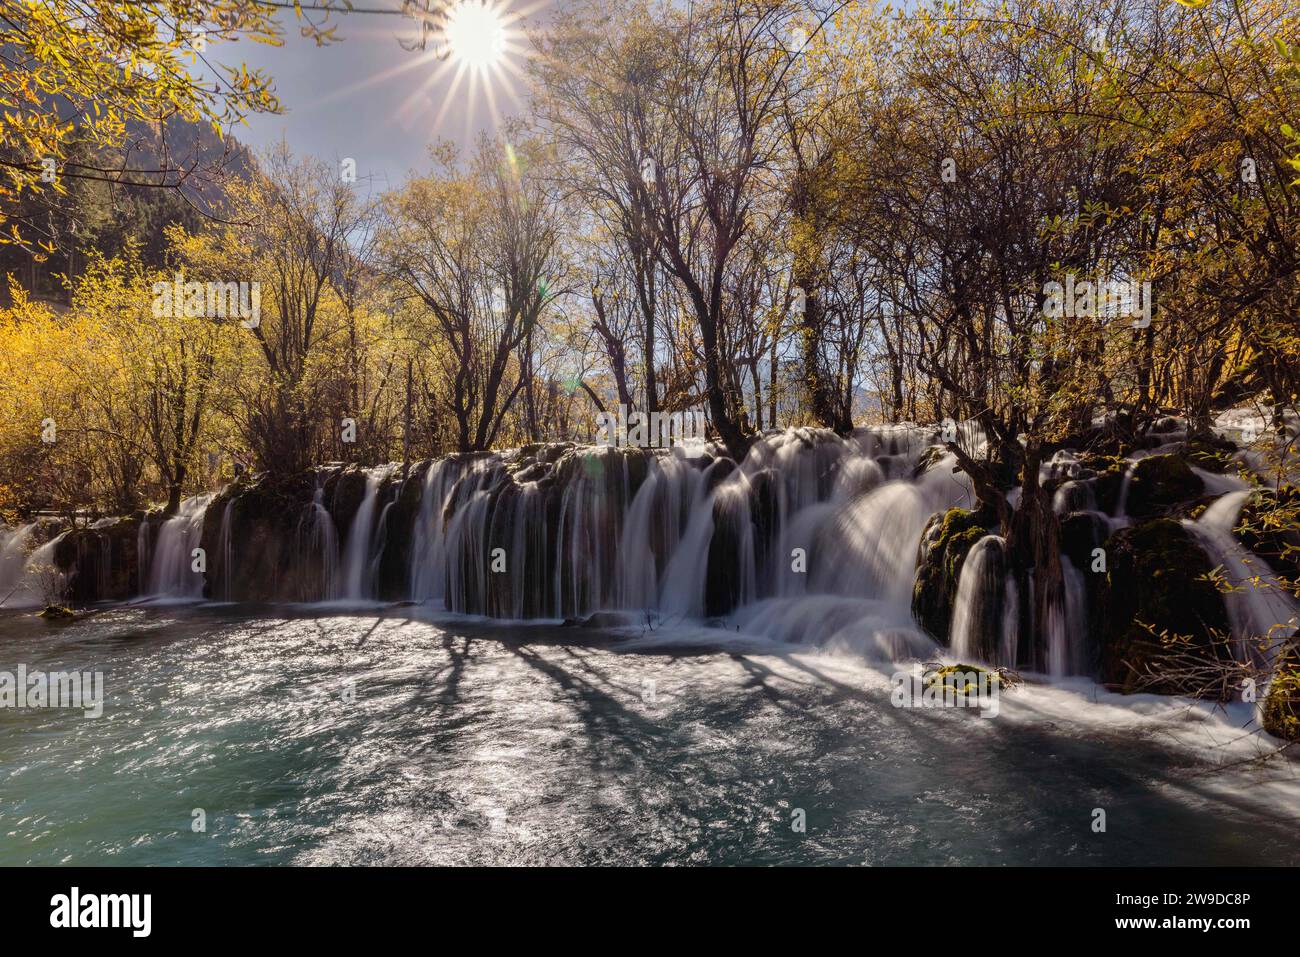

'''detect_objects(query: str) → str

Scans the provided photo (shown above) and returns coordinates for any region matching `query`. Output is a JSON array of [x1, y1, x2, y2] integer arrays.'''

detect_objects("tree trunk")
[[1006, 441, 1064, 672]]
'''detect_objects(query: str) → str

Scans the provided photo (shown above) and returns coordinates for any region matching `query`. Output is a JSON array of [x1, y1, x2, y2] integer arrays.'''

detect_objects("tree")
[[381, 137, 568, 452]]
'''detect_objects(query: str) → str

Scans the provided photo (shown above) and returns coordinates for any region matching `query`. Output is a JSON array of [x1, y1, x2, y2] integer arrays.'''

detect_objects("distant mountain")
[[0, 115, 258, 305]]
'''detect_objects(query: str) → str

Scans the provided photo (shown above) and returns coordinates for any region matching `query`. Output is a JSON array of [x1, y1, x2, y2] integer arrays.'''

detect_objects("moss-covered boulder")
[[924, 662, 1023, 693], [912, 507, 993, 642], [1123, 453, 1205, 519], [1184, 436, 1238, 474], [1262, 643, 1300, 742], [1098, 518, 1233, 695]]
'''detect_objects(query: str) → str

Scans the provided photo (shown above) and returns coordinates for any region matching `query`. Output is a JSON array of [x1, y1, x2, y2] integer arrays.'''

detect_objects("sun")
[[444, 0, 508, 72]]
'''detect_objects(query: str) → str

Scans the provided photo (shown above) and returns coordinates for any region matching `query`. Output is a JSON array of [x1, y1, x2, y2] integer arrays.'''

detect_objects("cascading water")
[[1186, 490, 1298, 661], [0, 523, 38, 604], [0, 528, 67, 607], [144, 495, 212, 598], [340, 467, 390, 600], [217, 500, 235, 601], [409, 458, 479, 603], [951, 535, 1007, 662], [14, 421, 1295, 686], [298, 474, 339, 601]]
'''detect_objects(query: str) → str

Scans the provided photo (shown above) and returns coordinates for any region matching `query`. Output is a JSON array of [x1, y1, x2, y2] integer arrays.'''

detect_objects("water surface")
[[0, 606, 1295, 865]]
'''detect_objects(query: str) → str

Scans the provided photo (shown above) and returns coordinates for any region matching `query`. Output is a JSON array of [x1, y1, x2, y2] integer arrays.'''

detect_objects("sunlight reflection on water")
[[0, 606, 1296, 866]]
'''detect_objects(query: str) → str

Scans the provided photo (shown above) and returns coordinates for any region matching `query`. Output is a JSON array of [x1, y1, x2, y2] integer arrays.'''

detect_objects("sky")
[[225, 0, 553, 190]]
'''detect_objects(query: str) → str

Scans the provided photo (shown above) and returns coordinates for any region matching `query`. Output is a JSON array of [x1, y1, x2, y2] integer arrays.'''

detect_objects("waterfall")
[[409, 458, 476, 604], [617, 452, 700, 611], [1185, 490, 1298, 659], [656, 462, 721, 619], [999, 574, 1020, 667], [444, 463, 502, 613], [217, 501, 234, 601], [812, 476, 963, 604], [144, 495, 212, 598], [0, 523, 39, 604], [0, 528, 68, 607], [950, 535, 1006, 662], [23, 422, 1295, 683], [1045, 560, 1090, 677], [340, 468, 390, 600], [298, 475, 339, 601]]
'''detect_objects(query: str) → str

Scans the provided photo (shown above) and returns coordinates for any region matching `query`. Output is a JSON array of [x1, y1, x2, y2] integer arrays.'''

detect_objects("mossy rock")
[[1262, 644, 1300, 742], [1075, 455, 1127, 514], [1059, 511, 1110, 573], [38, 605, 76, 621], [1183, 437, 1237, 474], [1123, 453, 1204, 519], [1098, 518, 1233, 695], [912, 508, 993, 642], [924, 662, 1023, 692]]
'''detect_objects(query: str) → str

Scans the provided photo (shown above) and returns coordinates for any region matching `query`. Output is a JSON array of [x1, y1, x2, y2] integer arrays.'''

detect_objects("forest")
[[0, 0, 1293, 515]]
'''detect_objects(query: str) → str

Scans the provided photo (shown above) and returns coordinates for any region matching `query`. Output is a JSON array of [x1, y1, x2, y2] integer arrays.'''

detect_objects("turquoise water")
[[0, 605, 1296, 865]]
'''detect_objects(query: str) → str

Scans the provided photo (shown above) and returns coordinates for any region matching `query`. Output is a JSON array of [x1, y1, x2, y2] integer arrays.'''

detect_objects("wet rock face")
[[326, 466, 369, 537], [912, 507, 991, 643], [375, 468, 425, 602], [52, 517, 140, 603], [1123, 453, 1205, 520], [1097, 518, 1232, 695], [199, 472, 317, 601]]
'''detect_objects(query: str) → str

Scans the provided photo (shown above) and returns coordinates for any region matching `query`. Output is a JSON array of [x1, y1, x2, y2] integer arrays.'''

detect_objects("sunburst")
[[315, 0, 543, 141]]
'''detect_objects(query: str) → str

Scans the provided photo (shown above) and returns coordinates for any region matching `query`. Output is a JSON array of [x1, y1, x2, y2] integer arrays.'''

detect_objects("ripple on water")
[[0, 606, 1296, 866]]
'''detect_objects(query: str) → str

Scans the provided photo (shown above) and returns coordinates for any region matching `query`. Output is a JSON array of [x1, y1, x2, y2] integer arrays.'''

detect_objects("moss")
[[912, 508, 993, 642], [925, 662, 1022, 692], [1262, 644, 1300, 742], [1183, 437, 1237, 474], [1098, 518, 1233, 695], [1124, 453, 1204, 519], [38, 605, 76, 620]]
